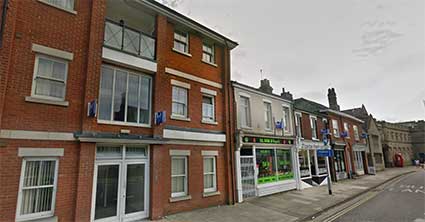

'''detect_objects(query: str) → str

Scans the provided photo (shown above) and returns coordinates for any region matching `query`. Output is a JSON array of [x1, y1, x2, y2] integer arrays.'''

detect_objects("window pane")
[[24, 161, 40, 187], [204, 158, 214, 174], [99, 67, 114, 120], [202, 96, 214, 120], [21, 187, 53, 215], [37, 58, 53, 78], [317, 156, 327, 175], [256, 149, 276, 184], [52, 61, 66, 80], [127, 74, 139, 123], [299, 150, 310, 178], [35, 78, 65, 99], [96, 146, 122, 159], [139, 77, 151, 124], [125, 164, 145, 214], [95, 165, 119, 220], [47, 0, 74, 9], [125, 146, 146, 158], [171, 158, 185, 175], [113, 70, 127, 121], [204, 174, 214, 189], [276, 149, 293, 181], [39, 161, 56, 186], [171, 176, 185, 193]]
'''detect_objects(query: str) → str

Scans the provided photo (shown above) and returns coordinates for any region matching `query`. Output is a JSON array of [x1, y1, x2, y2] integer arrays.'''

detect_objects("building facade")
[[342, 105, 385, 172], [233, 80, 297, 202], [0, 0, 237, 221], [293, 98, 331, 189], [398, 120, 425, 163], [377, 121, 414, 167], [322, 89, 368, 181]]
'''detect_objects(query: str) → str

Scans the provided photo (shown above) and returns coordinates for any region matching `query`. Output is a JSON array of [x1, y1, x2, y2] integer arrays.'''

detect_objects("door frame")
[[90, 146, 150, 222]]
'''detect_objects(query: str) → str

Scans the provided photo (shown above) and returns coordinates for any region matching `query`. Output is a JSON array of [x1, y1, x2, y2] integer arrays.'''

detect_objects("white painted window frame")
[[16, 158, 59, 222], [97, 65, 153, 127], [353, 125, 360, 141], [239, 95, 252, 128], [203, 156, 217, 193], [282, 104, 292, 134], [294, 112, 303, 138], [343, 122, 350, 138], [263, 101, 273, 130], [202, 42, 215, 64], [171, 156, 188, 198], [173, 30, 189, 54], [171, 86, 189, 118], [310, 115, 318, 140], [202, 94, 215, 122], [31, 54, 69, 102], [332, 119, 340, 138]]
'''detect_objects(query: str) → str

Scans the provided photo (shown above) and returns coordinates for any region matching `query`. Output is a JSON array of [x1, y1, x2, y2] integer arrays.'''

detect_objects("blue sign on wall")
[[155, 111, 166, 125], [317, 149, 333, 157]]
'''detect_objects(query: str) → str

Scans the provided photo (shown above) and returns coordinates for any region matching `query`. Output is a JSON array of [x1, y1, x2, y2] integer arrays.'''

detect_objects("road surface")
[[336, 170, 425, 222]]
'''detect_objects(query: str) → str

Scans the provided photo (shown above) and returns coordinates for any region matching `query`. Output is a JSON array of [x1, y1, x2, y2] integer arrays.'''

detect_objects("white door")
[[92, 145, 149, 222]]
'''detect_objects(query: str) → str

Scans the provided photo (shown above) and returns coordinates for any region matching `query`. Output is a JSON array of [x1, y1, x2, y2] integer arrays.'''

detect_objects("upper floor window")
[[32, 55, 68, 101], [264, 102, 272, 130], [98, 66, 152, 125], [343, 122, 350, 138], [202, 43, 215, 64], [174, 30, 189, 53], [295, 113, 303, 137], [332, 119, 340, 137], [353, 125, 360, 141], [240, 96, 251, 128], [202, 95, 215, 122], [172, 86, 188, 118], [16, 158, 58, 221], [283, 106, 291, 133], [41, 0, 74, 11], [310, 116, 318, 140]]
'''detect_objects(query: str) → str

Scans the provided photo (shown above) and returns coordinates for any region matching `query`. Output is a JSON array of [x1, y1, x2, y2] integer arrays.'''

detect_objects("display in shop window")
[[256, 148, 293, 184]]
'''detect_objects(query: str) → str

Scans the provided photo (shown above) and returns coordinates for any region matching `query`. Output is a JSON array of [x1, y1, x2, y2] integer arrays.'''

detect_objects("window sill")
[[172, 48, 192, 57], [170, 115, 191, 122], [312, 138, 320, 142], [17, 216, 58, 222], [37, 0, 77, 15], [202, 120, 218, 125], [169, 195, 192, 203], [202, 60, 218, 67], [241, 126, 252, 130], [97, 119, 151, 128], [25, 96, 69, 107], [203, 191, 220, 197]]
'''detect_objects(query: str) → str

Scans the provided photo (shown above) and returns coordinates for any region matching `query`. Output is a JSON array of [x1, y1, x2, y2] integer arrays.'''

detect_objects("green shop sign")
[[243, 136, 294, 145], [258, 172, 294, 184]]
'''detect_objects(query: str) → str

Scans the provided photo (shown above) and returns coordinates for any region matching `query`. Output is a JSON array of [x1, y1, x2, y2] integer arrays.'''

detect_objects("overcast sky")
[[159, 0, 425, 122]]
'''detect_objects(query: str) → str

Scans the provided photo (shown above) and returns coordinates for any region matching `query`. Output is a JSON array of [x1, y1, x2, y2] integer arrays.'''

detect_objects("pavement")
[[162, 167, 421, 222], [335, 170, 425, 222]]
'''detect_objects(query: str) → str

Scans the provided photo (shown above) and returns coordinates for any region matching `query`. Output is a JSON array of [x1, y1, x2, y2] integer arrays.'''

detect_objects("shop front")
[[236, 135, 297, 201], [353, 143, 368, 175], [297, 140, 331, 189], [332, 143, 348, 181]]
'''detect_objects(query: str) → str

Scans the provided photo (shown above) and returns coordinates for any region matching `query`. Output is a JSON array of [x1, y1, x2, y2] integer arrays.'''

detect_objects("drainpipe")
[[0, 0, 9, 48]]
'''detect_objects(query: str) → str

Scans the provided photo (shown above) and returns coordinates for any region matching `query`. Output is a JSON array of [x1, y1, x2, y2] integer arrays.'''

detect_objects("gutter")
[[0, 0, 8, 48]]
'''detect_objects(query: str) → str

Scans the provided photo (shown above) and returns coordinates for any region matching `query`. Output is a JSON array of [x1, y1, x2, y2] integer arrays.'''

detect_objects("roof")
[[293, 98, 328, 116], [231, 81, 293, 103], [342, 105, 368, 120], [141, 0, 238, 49]]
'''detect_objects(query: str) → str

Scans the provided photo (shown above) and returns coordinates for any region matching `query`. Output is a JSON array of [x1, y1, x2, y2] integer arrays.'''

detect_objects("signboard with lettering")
[[243, 136, 294, 145], [317, 149, 333, 157]]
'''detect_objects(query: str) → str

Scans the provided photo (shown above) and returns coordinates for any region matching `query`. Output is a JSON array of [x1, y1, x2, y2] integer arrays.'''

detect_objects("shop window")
[[334, 150, 346, 173], [317, 156, 328, 175], [298, 150, 310, 178], [256, 149, 293, 184]]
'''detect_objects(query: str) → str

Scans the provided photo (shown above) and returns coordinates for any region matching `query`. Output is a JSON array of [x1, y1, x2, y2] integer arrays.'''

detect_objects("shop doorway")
[[240, 156, 256, 199], [91, 145, 149, 222], [354, 151, 364, 175]]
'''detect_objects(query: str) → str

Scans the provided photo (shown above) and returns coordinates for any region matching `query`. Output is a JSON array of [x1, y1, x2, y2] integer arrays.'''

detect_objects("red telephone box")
[[394, 153, 404, 167]]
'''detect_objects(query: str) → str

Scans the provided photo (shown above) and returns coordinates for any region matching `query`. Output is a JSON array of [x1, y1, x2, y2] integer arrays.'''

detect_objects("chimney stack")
[[280, 88, 293, 101], [259, 79, 273, 94], [328, 88, 340, 111]]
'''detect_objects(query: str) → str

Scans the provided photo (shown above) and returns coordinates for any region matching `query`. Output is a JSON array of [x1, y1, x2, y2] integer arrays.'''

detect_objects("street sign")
[[317, 149, 333, 157], [155, 111, 166, 125]]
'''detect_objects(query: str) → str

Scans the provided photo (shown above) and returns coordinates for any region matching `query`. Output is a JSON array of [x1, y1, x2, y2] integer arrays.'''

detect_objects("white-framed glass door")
[[92, 145, 149, 222]]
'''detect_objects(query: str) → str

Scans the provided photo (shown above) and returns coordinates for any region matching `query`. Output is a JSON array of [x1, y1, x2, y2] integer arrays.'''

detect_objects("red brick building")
[[0, 0, 237, 221]]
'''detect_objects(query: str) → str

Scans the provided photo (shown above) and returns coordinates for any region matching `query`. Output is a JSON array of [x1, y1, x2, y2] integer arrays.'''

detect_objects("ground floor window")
[[171, 156, 188, 197], [317, 156, 328, 175], [256, 148, 293, 184], [334, 150, 346, 173], [298, 150, 311, 178], [203, 157, 217, 193], [354, 151, 364, 171], [17, 158, 58, 221]]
